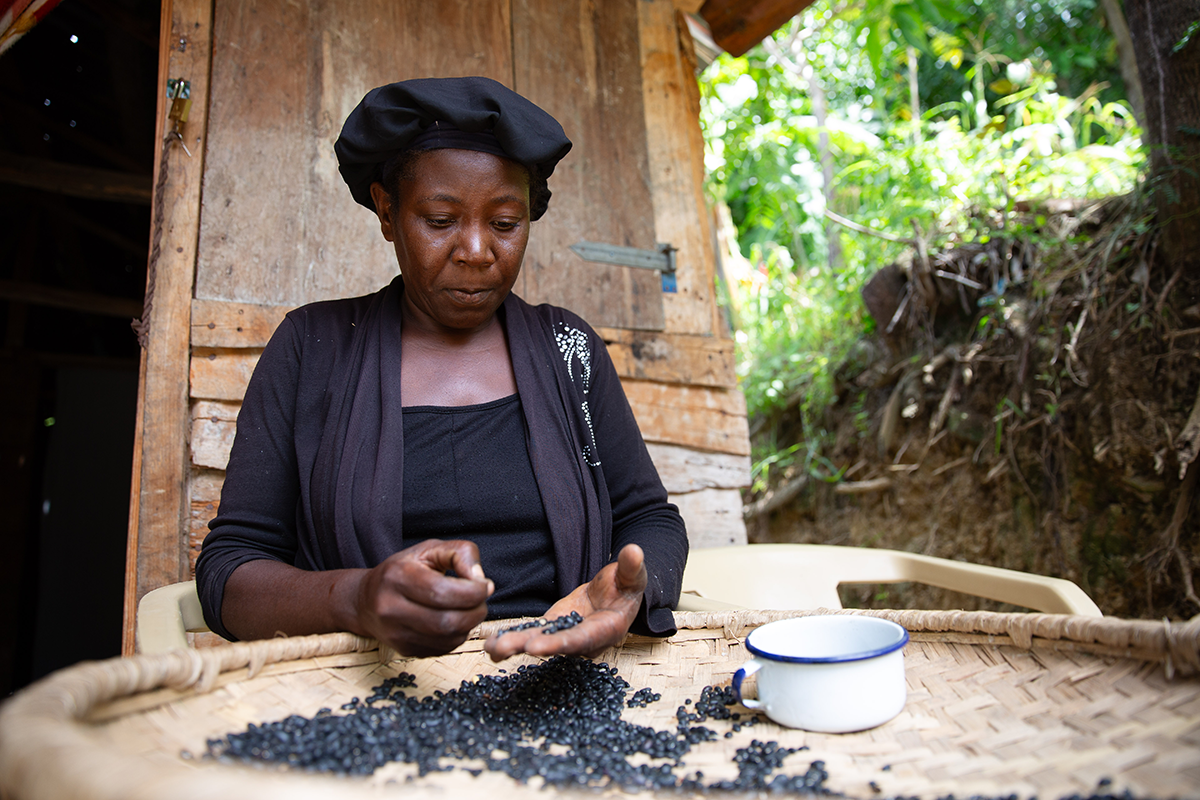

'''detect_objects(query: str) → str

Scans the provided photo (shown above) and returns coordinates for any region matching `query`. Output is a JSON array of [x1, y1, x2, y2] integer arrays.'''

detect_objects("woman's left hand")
[[484, 543, 647, 661]]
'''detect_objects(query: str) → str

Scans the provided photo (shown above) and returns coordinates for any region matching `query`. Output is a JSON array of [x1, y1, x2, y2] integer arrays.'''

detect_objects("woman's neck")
[[399, 304, 518, 407]]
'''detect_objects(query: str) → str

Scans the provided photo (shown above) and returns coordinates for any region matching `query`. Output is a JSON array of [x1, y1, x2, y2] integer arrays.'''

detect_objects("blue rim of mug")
[[745, 619, 910, 664]]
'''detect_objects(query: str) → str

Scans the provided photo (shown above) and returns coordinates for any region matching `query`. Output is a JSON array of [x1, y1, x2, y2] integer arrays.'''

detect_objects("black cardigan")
[[196, 277, 688, 640]]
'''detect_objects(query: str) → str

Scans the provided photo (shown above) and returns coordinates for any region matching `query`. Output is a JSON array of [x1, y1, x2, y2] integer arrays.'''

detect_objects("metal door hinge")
[[569, 241, 677, 292]]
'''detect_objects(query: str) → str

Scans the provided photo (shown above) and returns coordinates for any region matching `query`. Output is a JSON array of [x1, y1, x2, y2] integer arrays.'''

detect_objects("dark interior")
[[0, 0, 160, 695]]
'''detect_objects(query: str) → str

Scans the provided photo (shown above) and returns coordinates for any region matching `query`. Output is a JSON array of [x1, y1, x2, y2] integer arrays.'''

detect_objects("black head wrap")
[[335, 76, 572, 220]]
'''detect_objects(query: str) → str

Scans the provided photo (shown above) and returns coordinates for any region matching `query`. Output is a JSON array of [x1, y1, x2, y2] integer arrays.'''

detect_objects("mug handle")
[[732, 659, 763, 709]]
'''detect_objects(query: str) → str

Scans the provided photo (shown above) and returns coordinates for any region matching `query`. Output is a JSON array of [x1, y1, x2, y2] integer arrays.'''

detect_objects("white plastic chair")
[[137, 544, 1101, 654], [676, 543, 1101, 616]]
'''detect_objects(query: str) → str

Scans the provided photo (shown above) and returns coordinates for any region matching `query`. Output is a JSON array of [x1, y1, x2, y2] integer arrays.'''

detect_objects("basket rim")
[[2, 608, 1198, 800]]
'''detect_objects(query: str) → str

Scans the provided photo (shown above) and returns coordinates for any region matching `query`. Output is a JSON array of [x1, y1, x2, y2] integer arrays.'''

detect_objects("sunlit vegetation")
[[701, 0, 1143, 489]]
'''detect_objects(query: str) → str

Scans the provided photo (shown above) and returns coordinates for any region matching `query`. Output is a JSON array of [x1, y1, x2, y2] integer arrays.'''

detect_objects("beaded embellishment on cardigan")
[[555, 322, 601, 466]]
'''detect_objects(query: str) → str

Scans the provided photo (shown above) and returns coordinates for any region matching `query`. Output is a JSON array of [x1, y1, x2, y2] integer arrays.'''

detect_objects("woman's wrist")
[[330, 568, 369, 636]]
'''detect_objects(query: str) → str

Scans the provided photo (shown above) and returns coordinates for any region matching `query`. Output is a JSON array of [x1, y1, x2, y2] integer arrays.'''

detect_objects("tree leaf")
[[989, 78, 1016, 95], [915, 0, 941, 24], [893, 5, 930, 54], [929, 0, 968, 23], [1172, 19, 1200, 53], [865, 22, 885, 76]]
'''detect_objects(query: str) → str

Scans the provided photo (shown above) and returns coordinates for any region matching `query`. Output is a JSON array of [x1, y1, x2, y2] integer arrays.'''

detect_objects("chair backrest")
[[136, 580, 209, 654], [680, 543, 1102, 616]]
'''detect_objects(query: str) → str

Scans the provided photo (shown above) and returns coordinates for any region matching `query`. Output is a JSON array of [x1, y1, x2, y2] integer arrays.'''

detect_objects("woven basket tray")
[[2, 609, 1199, 800]]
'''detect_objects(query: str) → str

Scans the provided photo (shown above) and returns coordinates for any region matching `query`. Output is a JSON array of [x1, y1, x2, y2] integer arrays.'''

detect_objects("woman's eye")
[[493, 220, 520, 232], [426, 217, 453, 228]]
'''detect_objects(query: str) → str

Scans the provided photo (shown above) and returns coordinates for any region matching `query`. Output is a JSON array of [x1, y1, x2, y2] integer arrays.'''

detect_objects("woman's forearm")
[[220, 559, 366, 642], [219, 542, 492, 657]]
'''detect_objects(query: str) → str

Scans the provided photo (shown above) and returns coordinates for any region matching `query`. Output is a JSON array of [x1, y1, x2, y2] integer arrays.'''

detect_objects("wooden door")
[[512, 0, 663, 329]]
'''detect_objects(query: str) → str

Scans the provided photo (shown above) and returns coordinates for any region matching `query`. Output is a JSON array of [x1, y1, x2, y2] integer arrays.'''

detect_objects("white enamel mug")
[[732, 615, 909, 733]]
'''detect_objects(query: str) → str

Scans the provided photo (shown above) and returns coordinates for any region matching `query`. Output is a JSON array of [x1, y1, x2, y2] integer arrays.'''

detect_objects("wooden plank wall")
[[122, 0, 213, 654], [642, 2, 723, 338], [131, 0, 752, 646], [635, 0, 749, 545], [511, 0, 663, 330]]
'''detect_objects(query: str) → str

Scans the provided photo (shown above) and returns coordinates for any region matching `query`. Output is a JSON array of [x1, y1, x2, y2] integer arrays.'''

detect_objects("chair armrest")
[[887, 551, 1102, 616], [681, 544, 1102, 616], [136, 580, 209, 654]]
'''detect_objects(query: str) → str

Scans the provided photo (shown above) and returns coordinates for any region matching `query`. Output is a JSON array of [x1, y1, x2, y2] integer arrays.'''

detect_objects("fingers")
[[485, 546, 649, 662], [358, 540, 493, 658], [401, 540, 493, 609], [486, 616, 609, 661], [614, 544, 647, 595], [521, 610, 630, 658], [484, 627, 543, 661]]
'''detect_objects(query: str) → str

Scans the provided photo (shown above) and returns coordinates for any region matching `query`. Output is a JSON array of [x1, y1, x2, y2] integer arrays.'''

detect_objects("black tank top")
[[401, 394, 557, 619]]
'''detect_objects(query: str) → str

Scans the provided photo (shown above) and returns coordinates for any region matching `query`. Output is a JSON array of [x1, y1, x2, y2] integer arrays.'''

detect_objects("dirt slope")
[[746, 196, 1200, 619]]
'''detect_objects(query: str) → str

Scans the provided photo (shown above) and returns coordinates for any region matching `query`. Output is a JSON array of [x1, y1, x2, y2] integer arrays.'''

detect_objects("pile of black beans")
[[676, 683, 759, 739], [204, 653, 832, 793], [626, 687, 661, 708], [205, 660, 1163, 800], [495, 611, 585, 636]]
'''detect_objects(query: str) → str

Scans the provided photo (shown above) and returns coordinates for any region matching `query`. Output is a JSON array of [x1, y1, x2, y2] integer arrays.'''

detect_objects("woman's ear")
[[369, 182, 395, 242]]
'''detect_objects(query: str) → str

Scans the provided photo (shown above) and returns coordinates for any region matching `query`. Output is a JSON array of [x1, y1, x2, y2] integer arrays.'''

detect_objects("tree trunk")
[[1124, 0, 1200, 275], [907, 46, 922, 145], [806, 67, 843, 273], [764, 30, 844, 273], [1099, 0, 1145, 129]]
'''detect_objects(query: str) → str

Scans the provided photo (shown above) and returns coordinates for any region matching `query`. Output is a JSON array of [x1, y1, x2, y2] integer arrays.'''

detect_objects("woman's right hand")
[[353, 540, 494, 658]]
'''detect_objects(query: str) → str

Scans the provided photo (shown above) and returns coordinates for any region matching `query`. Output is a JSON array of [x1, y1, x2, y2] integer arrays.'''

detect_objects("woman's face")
[[370, 149, 531, 335]]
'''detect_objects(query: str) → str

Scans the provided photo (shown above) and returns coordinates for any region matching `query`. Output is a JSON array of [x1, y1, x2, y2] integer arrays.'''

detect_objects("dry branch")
[[1165, 327, 1200, 342], [1176, 383, 1200, 480], [934, 269, 985, 290], [929, 368, 960, 437], [885, 284, 912, 335], [932, 456, 972, 477], [833, 478, 893, 494], [824, 209, 916, 245], [1146, 461, 1200, 610], [743, 474, 808, 520]]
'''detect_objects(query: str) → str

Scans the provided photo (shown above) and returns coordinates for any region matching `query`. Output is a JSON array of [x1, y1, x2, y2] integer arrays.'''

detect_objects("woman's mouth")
[[448, 288, 492, 305]]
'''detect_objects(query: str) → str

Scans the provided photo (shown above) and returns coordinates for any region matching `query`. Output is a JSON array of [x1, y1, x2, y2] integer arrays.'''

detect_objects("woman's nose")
[[454, 222, 495, 267]]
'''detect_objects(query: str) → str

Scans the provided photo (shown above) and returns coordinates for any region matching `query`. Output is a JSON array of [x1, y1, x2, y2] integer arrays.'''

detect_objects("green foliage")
[[734, 243, 863, 482], [701, 0, 1143, 477]]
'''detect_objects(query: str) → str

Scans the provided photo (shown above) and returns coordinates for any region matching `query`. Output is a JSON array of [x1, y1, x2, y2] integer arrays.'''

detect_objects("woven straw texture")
[[2, 609, 1199, 800]]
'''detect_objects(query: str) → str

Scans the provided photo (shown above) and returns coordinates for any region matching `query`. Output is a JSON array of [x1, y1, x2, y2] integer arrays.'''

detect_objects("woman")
[[195, 77, 688, 662]]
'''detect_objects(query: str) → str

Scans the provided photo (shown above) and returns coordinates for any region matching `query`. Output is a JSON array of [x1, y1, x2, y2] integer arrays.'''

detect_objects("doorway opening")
[[0, 0, 160, 695]]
